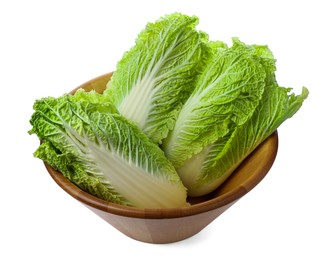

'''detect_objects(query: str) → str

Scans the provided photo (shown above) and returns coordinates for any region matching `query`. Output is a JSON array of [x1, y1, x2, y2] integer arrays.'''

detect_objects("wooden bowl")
[[45, 72, 279, 244]]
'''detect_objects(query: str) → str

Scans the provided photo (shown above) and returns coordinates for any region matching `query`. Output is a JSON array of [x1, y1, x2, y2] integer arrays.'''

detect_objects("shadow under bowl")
[[45, 72, 279, 244]]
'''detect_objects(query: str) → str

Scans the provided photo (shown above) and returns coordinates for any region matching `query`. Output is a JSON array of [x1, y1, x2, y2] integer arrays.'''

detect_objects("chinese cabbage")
[[29, 96, 187, 208], [104, 13, 208, 144], [162, 38, 275, 168], [180, 84, 309, 196]]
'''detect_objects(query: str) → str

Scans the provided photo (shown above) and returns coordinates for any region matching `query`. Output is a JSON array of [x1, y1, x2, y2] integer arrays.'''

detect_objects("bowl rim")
[[45, 72, 279, 220]]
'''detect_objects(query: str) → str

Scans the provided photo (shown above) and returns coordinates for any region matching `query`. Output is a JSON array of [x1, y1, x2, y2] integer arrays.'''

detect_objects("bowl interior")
[[47, 72, 278, 219]]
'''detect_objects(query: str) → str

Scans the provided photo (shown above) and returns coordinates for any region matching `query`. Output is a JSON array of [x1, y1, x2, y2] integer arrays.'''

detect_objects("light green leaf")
[[104, 13, 208, 144], [180, 84, 309, 196], [29, 96, 187, 208], [162, 38, 274, 169]]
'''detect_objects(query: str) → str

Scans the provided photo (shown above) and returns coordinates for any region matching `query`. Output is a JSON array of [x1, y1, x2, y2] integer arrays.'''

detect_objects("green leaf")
[[180, 84, 309, 196], [104, 13, 208, 144], [162, 38, 274, 169], [29, 96, 187, 208]]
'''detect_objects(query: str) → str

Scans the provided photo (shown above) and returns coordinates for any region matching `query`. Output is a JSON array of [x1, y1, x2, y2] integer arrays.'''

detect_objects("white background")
[[1, 0, 327, 259]]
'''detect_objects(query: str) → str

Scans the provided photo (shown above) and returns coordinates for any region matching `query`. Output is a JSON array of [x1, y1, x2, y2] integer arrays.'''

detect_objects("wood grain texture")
[[45, 72, 278, 243]]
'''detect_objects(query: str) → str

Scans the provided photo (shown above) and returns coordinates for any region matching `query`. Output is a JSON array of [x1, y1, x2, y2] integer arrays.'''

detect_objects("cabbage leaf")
[[162, 38, 275, 168], [180, 84, 309, 196], [104, 13, 208, 144], [29, 95, 187, 208]]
